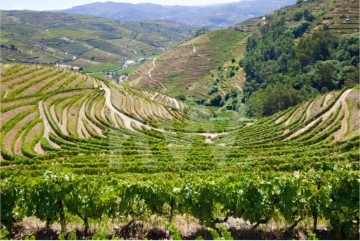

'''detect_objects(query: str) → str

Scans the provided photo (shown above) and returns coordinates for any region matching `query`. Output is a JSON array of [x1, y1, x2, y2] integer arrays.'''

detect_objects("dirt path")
[[3, 90, 9, 99], [14, 132, 25, 155], [61, 107, 69, 134], [286, 89, 352, 140], [7, 113, 37, 155], [219, 88, 226, 96], [275, 115, 285, 125], [110, 111, 120, 128], [100, 82, 227, 141], [101, 82, 150, 132], [285, 107, 300, 126], [197, 132, 228, 139], [93, 78, 99, 88], [148, 57, 167, 92], [130, 48, 137, 54], [77, 101, 91, 138], [235, 82, 243, 92], [50, 105, 69, 135], [80, 97, 104, 138], [305, 101, 314, 120], [38, 101, 60, 149], [148, 57, 158, 79], [34, 141, 45, 155], [333, 95, 350, 141], [323, 93, 333, 107], [151, 92, 160, 101], [173, 98, 180, 110]]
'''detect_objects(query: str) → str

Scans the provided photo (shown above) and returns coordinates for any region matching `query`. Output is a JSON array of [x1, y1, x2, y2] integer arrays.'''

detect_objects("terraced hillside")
[[0, 11, 195, 70], [312, 0, 359, 37], [127, 29, 248, 99], [1, 64, 359, 239]]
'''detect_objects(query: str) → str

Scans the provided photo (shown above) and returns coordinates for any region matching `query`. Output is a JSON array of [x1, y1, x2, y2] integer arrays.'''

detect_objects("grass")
[[116, 63, 143, 76], [84, 63, 121, 73]]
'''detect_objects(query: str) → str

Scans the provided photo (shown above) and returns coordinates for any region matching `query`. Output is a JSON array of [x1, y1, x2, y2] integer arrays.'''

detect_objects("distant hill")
[[59, 0, 296, 28], [127, 28, 249, 103], [0, 10, 195, 71]]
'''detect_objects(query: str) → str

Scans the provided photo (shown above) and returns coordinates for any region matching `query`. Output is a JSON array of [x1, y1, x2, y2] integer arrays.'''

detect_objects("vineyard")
[[0, 63, 359, 239], [127, 29, 248, 99], [0, 11, 195, 70]]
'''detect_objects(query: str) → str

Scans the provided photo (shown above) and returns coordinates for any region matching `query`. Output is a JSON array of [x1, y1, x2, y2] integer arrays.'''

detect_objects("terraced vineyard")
[[1, 63, 359, 239], [318, 0, 359, 37], [0, 11, 195, 71], [127, 29, 248, 99]]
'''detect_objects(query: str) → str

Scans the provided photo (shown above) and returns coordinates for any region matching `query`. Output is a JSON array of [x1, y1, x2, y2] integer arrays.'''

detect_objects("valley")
[[0, 0, 359, 240], [0, 11, 195, 72]]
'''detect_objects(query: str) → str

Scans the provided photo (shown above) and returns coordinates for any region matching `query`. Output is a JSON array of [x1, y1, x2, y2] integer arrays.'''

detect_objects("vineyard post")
[[57, 199, 66, 233], [313, 178, 323, 233]]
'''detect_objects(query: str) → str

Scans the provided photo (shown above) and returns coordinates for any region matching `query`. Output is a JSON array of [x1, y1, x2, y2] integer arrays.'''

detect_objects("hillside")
[[240, 0, 359, 116], [1, 63, 359, 239], [127, 29, 248, 101], [1, 0, 359, 240], [60, 0, 296, 28], [124, 0, 358, 116], [0, 10, 195, 71]]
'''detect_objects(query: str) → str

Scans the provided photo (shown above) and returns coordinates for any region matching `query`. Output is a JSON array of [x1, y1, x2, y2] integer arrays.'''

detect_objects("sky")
[[1, 0, 242, 11]]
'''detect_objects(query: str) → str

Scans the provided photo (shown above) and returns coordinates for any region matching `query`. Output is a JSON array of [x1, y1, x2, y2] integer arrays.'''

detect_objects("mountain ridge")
[[59, 0, 296, 27]]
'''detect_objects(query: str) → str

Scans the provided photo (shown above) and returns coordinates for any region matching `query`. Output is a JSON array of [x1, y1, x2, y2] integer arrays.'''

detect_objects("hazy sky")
[[1, 0, 242, 10]]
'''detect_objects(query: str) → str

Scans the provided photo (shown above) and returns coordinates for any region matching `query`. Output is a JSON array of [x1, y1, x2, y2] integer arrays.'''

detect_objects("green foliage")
[[218, 225, 233, 240], [67, 231, 77, 240], [0, 177, 24, 232], [208, 95, 223, 107], [241, 4, 359, 117], [208, 85, 219, 95], [306, 230, 319, 240], [58, 233, 66, 240], [24, 235, 36, 240], [1, 169, 359, 239], [166, 222, 182, 240], [0, 230, 10, 239], [247, 83, 302, 117], [207, 227, 220, 240], [194, 27, 209, 37], [92, 231, 108, 240], [176, 95, 186, 101]]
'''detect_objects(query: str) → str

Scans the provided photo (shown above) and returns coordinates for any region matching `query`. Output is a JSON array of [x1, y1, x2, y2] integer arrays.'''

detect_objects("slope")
[[240, 0, 359, 116], [1, 63, 359, 162], [127, 29, 249, 102], [1, 64, 359, 239], [0, 10, 195, 71]]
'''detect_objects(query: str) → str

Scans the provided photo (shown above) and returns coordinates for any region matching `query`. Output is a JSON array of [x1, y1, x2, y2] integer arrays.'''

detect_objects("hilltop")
[[60, 0, 296, 28], [0, 10, 195, 71]]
